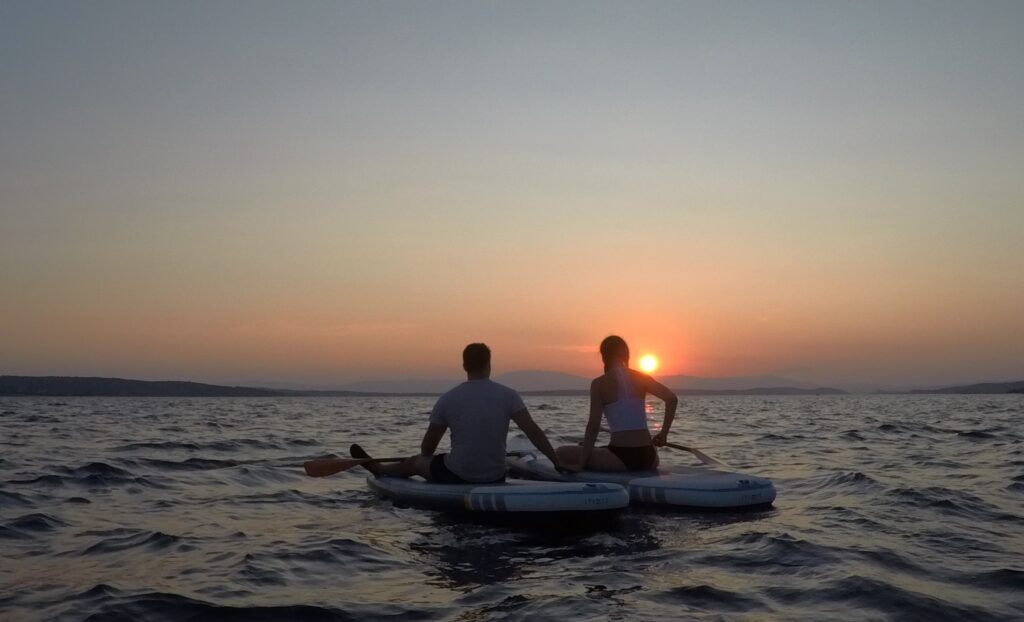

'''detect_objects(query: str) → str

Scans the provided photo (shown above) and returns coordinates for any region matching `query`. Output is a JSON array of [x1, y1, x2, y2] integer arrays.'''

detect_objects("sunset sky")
[[2, 2, 1022, 389]]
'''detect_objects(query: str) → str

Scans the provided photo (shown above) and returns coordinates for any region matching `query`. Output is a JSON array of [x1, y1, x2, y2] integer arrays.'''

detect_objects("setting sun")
[[639, 354, 659, 373]]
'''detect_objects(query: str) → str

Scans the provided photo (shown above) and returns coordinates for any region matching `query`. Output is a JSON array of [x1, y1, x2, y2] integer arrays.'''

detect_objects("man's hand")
[[554, 459, 581, 474], [651, 429, 669, 447]]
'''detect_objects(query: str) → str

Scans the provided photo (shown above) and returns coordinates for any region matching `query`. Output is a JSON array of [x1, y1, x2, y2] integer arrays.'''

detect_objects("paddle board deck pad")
[[366, 475, 630, 514], [506, 452, 776, 509]]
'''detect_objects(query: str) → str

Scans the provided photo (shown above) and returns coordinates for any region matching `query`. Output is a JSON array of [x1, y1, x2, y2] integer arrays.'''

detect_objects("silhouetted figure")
[[555, 335, 678, 471], [352, 343, 568, 482]]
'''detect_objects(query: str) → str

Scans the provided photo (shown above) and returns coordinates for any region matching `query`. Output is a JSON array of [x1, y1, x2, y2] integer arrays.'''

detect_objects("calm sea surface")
[[1, 395, 1022, 621]]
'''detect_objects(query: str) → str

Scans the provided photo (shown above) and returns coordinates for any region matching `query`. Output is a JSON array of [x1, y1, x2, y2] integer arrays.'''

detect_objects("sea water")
[[1, 395, 1022, 621]]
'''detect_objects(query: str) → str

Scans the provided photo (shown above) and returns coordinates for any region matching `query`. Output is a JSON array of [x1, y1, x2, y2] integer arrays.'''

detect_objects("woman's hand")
[[652, 429, 669, 447]]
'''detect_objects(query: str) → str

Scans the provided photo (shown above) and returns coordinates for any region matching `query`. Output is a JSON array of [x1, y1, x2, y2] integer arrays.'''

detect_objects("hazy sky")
[[2, 1, 1022, 388]]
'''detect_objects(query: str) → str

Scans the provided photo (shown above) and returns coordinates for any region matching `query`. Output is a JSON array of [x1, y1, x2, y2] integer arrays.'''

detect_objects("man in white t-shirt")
[[351, 343, 567, 483]]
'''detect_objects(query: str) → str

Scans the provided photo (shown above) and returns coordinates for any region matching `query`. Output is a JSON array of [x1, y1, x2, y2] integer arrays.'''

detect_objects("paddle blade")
[[303, 455, 410, 477], [687, 447, 727, 467], [304, 458, 363, 477], [664, 442, 728, 468]]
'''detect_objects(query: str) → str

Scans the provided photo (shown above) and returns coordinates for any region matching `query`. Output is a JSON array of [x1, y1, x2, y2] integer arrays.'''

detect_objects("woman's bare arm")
[[643, 374, 678, 445]]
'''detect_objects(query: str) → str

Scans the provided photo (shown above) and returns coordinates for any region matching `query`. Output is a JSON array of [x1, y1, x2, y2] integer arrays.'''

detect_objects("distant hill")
[[0, 376, 291, 397], [658, 373, 815, 391], [677, 386, 845, 396], [0, 373, 846, 397], [522, 386, 845, 396], [910, 380, 1024, 394], [15, 372, 1024, 397], [337, 371, 591, 393], [337, 378, 462, 394], [338, 370, 828, 393], [0, 375, 456, 397], [495, 370, 589, 391]]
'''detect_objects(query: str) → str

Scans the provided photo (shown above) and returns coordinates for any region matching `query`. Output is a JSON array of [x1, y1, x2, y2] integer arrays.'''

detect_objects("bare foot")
[[349, 444, 380, 475]]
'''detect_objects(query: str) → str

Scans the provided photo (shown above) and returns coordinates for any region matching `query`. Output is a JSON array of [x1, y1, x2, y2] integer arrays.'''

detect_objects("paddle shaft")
[[597, 426, 727, 467], [304, 451, 528, 478], [663, 441, 728, 467]]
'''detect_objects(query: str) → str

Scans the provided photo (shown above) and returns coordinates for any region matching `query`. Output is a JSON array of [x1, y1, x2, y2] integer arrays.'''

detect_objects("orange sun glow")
[[639, 354, 659, 373]]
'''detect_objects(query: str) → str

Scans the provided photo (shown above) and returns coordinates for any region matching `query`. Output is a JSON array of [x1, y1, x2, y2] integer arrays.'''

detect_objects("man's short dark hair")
[[462, 343, 491, 373]]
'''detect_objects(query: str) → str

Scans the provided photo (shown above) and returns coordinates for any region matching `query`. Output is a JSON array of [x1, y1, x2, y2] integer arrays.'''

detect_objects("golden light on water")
[[639, 354, 659, 373]]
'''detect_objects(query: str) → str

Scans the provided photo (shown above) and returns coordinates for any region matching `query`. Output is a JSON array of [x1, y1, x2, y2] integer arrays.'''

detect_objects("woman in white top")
[[557, 335, 678, 471]]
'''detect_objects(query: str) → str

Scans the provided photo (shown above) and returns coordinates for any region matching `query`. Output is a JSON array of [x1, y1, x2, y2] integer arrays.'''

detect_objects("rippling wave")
[[1, 395, 1023, 621]]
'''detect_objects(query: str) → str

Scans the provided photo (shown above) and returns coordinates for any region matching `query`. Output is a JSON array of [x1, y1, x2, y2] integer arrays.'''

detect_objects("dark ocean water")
[[1, 394, 1022, 621]]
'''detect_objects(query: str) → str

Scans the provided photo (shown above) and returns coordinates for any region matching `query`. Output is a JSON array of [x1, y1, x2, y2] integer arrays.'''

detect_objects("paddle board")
[[506, 451, 776, 509], [366, 474, 630, 515]]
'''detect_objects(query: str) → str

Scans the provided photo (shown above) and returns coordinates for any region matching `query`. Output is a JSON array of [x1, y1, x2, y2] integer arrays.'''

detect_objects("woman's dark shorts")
[[428, 454, 504, 484], [606, 445, 658, 470]]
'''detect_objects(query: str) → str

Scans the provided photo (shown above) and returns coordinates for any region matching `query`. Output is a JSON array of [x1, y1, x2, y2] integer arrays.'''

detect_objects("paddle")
[[304, 456, 408, 478], [597, 426, 728, 468], [304, 450, 531, 478], [662, 442, 729, 468]]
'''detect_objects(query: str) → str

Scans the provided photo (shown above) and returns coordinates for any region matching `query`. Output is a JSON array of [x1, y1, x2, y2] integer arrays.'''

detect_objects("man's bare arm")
[[420, 423, 447, 456], [511, 408, 560, 466]]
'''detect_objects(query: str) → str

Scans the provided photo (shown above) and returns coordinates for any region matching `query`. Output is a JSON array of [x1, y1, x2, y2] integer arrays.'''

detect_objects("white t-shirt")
[[429, 379, 526, 482]]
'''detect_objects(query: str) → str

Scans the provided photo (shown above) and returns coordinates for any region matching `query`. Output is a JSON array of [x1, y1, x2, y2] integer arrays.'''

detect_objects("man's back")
[[430, 379, 525, 482]]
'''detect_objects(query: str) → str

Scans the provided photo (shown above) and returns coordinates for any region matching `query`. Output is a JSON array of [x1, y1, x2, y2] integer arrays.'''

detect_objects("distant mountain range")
[[909, 380, 1024, 394], [0, 376, 348, 397], [339, 370, 588, 394], [339, 370, 829, 394], [1, 372, 842, 397], [2, 374, 1020, 397]]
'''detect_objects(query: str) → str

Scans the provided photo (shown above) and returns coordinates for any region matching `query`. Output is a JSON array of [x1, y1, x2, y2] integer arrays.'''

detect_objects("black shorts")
[[606, 445, 657, 470], [428, 454, 504, 484]]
